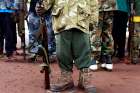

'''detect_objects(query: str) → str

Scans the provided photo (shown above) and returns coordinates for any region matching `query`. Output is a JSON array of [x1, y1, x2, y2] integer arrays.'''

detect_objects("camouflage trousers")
[[90, 11, 114, 60], [129, 23, 140, 62]]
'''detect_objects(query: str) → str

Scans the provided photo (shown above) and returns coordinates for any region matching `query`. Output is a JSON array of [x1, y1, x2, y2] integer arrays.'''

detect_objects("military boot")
[[51, 69, 74, 92], [78, 68, 96, 93]]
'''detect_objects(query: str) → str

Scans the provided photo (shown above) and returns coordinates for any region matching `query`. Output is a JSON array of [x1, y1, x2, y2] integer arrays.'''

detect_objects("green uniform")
[[43, 0, 99, 71]]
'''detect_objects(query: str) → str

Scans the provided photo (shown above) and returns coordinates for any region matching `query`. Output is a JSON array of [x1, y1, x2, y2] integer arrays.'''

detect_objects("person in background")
[[27, 0, 41, 61], [0, 25, 3, 58], [0, 0, 18, 60], [0, 22, 3, 58], [112, 0, 129, 63], [28, 0, 56, 62], [36, 0, 99, 92], [90, 0, 115, 71], [127, 0, 140, 64]]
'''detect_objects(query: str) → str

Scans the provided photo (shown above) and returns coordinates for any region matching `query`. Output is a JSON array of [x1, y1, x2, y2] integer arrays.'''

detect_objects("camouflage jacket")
[[42, 0, 99, 33], [99, 0, 117, 11]]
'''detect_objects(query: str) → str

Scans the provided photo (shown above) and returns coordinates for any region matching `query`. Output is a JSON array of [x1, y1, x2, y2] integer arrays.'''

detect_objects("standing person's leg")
[[3, 13, 15, 57], [72, 29, 96, 93], [112, 11, 119, 57], [11, 14, 17, 53], [117, 11, 128, 59], [51, 30, 74, 92], [0, 14, 4, 56], [72, 29, 91, 69], [0, 27, 3, 55], [45, 12, 56, 56], [55, 31, 73, 71], [131, 23, 140, 63], [28, 13, 40, 60], [100, 11, 114, 71]]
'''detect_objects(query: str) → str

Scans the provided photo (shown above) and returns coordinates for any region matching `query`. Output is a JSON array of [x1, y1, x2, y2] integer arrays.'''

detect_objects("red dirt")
[[0, 55, 140, 93]]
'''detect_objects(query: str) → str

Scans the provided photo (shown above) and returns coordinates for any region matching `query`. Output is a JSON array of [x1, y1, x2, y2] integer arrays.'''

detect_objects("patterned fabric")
[[0, 0, 17, 11], [0, 0, 12, 9], [91, 0, 114, 59], [28, 12, 56, 56], [42, 0, 99, 33], [129, 29, 140, 62], [98, 0, 117, 11], [28, 0, 55, 55], [14, 0, 27, 10], [28, 13, 40, 54], [91, 11, 114, 56], [99, 12, 114, 55], [129, 0, 140, 62], [79, 68, 93, 89]]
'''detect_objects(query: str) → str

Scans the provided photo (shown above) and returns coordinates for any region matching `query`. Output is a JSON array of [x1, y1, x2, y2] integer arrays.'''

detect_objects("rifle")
[[27, 0, 51, 89], [38, 17, 51, 90], [17, 0, 27, 60], [36, 0, 51, 89]]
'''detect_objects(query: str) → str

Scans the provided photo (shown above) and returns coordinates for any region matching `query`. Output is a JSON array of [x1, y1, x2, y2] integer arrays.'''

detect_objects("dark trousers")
[[56, 28, 91, 71], [0, 13, 17, 55], [112, 11, 128, 58]]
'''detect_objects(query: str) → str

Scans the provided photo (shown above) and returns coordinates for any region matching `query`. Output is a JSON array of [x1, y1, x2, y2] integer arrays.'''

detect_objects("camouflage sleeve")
[[90, 0, 99, 31], [109, 0, 116, 10], [43, 0, 55, 10]]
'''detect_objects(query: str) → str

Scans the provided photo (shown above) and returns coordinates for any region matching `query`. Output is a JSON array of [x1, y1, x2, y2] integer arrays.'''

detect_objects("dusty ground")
[[0, 55, 140, 93], [0, 24, 139, 93]]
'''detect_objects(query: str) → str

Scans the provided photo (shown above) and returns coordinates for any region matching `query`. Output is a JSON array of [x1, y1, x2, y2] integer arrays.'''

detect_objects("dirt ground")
[[0, 54, 140, 93]]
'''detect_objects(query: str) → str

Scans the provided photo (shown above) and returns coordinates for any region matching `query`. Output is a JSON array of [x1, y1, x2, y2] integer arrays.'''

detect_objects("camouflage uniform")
[[43, 0, 98, 33], [42, 0, 99, 70], [91, 0, 116, 64], [41, 0, 98, 92], [130, 0, 140, 63]]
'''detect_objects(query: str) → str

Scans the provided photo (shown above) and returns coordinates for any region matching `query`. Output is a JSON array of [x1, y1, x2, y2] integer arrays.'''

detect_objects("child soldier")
[[36, 0, 99, 92]]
